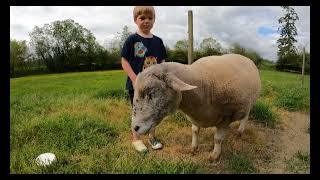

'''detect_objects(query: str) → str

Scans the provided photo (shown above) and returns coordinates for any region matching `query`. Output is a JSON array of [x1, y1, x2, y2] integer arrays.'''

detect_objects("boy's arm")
[[160, 39, 167, 63], [121, 57, 137, 88]]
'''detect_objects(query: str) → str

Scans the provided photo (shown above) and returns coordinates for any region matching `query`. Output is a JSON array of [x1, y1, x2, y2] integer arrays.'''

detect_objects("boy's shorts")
[[128, 90, 134, 107]]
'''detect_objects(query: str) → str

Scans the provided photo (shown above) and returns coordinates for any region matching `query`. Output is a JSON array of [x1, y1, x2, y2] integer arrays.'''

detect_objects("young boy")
[[121, 6, 167, 153]]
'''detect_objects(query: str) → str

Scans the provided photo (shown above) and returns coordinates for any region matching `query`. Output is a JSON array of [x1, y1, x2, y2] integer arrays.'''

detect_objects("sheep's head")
[[131, 66, 197, 135]]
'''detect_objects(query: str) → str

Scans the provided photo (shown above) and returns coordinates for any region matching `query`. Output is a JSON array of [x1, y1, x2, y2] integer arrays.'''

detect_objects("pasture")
[[10, 70, 310, 174]]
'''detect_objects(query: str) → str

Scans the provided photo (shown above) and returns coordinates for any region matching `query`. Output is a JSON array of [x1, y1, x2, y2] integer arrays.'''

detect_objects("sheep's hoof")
[[208, 160, 221, 166], [190, 146, 199, 155], [237, 128, 244, 138], [209, 151, 221, 162]]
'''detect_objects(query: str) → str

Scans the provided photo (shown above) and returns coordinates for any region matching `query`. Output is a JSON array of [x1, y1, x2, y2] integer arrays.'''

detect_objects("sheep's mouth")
[[136, 125, 152, 135], [135, 122, 158, 135]]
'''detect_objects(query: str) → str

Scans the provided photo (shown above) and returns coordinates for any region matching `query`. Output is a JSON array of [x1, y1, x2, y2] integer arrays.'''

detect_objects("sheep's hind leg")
[[191, 124, 200, 154], [237, 112, 249, 136], [210, 126, 227, 162]]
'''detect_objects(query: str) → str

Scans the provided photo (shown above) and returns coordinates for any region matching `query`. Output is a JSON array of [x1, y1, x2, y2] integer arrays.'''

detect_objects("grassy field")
[[10, 70, 310, 174]]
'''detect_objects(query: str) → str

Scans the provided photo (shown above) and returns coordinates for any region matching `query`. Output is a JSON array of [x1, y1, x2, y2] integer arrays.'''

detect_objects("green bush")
[[250, 100, 278, 128]]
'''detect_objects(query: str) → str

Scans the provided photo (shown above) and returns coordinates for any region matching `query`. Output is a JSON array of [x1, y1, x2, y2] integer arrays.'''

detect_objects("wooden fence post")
[[188, 10, 193, 65], [301, 46, 305, 85]]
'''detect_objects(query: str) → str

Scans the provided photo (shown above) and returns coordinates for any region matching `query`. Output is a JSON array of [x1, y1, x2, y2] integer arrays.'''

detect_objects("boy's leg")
[[128, 90, 134, 105], [129, 90, 148, 152], [148, 127, 163, 150]]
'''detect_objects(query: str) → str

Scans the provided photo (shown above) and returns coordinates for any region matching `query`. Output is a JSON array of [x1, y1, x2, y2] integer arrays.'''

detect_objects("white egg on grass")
[[35, 153, 56, 166]]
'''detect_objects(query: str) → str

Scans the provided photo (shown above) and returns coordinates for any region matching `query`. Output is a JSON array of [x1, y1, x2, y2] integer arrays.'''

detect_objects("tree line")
[[9, 19, 269, 78], [10, 7, 309, 78]]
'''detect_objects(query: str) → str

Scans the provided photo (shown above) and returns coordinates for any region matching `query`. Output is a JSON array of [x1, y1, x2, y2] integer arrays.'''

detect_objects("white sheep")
[[131, 54, 261, 161]]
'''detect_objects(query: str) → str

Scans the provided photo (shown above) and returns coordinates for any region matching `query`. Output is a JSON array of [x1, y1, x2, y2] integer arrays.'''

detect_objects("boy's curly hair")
[[133, 6, 155, 21]]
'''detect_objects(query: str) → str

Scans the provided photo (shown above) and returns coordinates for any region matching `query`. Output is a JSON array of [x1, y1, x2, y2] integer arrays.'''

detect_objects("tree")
[[29, 19, 99, 72], [229, 43, 263, 67], [171, 40, 188, 64], [107, 25, 132, 67], [229, 43, 246, 55], [276, 53, 301, 72], [164, 45, 173, 62], [199, 37, 222, 55], [174, 39, 188, 51], [245, 49, 263, 68], [119, 25, 132, 50], [29, 25, 54, 70], [276, 6, 299, 71], [10, 39, 28, 76], [303, 51, 310, 74], [108, 25, 132, 53]]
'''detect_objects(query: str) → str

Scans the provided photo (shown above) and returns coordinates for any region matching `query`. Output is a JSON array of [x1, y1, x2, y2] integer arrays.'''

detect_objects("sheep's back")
[[190, 54, 261, 109]]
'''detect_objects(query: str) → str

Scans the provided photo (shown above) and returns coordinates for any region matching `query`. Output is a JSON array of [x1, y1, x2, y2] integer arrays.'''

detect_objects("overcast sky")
[[10, 6, 310, 61]]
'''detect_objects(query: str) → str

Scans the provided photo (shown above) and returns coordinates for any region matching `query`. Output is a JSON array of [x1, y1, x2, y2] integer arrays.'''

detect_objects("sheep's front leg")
[[210, 127, 227, 161], [191, 124, 200, 154]]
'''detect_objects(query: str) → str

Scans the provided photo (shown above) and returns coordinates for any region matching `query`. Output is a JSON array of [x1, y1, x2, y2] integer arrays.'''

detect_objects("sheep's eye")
[[143, 91, 152, 100]]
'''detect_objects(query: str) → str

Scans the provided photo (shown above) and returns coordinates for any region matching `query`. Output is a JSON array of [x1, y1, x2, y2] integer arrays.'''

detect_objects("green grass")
[[10, 71, 127, 99], [10, 112, 118, 173], [259, 70, 310, 112], [105, 155, 204, 174], [10, 69, 310, 173], [170, 111, 190, 127], [93, 89, 128, 99], [275, 85, 309, 111], [285, 151, 310, 174], [250, 99, 279, 128], [227, 152, 258, 174]]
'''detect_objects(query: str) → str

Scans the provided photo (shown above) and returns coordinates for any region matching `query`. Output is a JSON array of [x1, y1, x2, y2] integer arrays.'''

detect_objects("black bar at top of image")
[[9, 0, 312, 6]]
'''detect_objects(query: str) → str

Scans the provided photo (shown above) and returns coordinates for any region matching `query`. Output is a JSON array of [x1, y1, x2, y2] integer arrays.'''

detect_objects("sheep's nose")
[[134, 126, 140, 132]]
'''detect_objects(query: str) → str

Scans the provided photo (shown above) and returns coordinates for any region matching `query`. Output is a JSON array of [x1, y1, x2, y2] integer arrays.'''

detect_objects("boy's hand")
[[121, 58, 137, 90]]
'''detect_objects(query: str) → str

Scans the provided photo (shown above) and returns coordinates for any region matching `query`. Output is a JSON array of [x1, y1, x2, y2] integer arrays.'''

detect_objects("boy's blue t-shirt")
[[121, 33, 167, 91]]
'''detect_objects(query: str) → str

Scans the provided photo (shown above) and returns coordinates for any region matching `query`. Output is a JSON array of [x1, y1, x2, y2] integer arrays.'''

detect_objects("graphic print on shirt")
[[143, 56, 158, 70], [134, 42, 147, 58]]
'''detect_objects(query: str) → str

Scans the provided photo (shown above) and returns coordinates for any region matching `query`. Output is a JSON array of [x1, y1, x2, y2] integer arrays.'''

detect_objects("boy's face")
[[135, 14, 155, 33]]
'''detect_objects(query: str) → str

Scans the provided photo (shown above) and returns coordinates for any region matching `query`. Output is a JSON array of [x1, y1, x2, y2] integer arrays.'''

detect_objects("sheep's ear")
[[135, 73, 141, 88], [166, 73, 197, 91]]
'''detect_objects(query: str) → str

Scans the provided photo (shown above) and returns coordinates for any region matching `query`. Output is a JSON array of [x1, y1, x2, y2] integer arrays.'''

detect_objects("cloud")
[[10, 6, 310, 61]]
